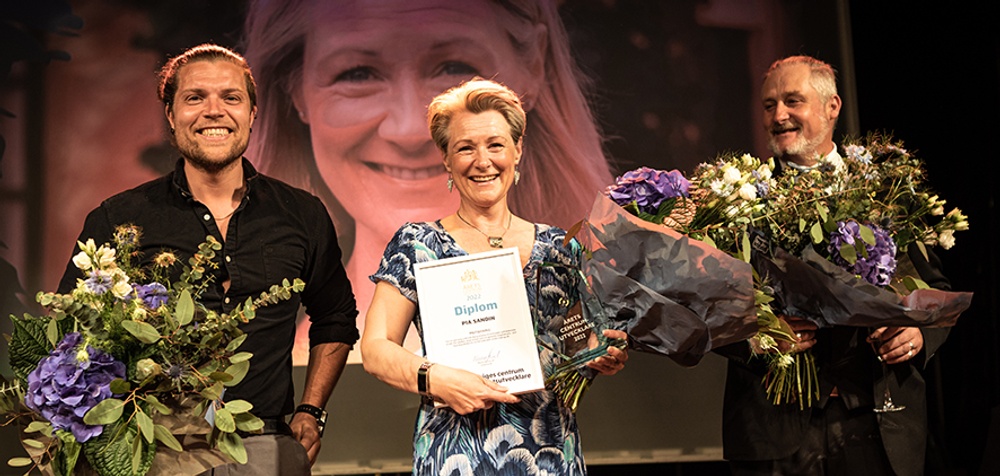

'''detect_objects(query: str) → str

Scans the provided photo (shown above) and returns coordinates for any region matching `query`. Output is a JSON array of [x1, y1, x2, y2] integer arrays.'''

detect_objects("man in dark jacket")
[[718, 55, 950, 476]]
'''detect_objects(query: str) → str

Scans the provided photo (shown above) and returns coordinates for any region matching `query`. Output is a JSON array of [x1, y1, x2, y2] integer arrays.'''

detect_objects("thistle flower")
[[154, 251, 178, 267], [113, 224, 141, 247]]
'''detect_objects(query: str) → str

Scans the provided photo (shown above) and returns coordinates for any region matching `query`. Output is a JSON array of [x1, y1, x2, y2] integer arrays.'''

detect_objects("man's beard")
[[769, 117, 831, 160], [178, 140, 247, 173]]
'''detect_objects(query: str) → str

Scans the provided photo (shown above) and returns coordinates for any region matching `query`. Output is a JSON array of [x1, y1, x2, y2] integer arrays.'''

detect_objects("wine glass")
[[870, 330, 905, 413]]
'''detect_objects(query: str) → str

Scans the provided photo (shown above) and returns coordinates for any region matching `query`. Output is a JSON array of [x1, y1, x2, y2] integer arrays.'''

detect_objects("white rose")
[[95, 246, 117, 268], [757, 165, 772, 180], [112, 279, 133, 299], [938, 229, 956, 249], [72, 251, 93, 271], [738, 183, 757, 201], [722, 165, 741, 184]]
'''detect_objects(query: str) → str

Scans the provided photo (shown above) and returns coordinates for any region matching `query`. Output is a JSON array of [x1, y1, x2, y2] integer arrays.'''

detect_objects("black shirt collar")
[[170, 157, 260, 201]]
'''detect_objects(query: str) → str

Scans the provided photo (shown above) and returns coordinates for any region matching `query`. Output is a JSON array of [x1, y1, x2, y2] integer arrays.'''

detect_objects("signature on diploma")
[[473, 348, 501, 366]]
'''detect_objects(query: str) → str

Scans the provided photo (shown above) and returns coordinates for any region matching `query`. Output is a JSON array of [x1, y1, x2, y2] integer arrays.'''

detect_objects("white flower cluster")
[[72, 238, 133, 299], [697, 153, 775, 223]]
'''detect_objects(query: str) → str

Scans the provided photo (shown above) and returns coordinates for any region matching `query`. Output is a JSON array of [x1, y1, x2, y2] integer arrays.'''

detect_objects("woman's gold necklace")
[[456, 211, 512, 248]]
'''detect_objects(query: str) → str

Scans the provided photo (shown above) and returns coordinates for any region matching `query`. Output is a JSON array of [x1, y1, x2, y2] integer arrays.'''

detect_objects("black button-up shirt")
[[58, 158, 359, 418]]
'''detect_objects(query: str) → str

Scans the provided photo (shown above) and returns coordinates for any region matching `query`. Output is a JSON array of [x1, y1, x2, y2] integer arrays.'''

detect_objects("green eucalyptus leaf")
[[201, 382, 224, 401], [7, 457, 32, 467], [176, 289, 195, 326], [838, 243, 858, 265], [903, 275, 931, 291], [109, 378, 131, 395], [83, 398, 124, 425], [224, 360, 250, 387], [132, 430, 143, 475], [234, 413, 265, 433], [741, 232, 752, 263], [224, 399, 253, 414], [218, 432, 248, 464], [22, 438, 45, 449], [815, 202, 829, 222], [154, 424, 184, 452], [859, 224, 876, 245], [810, 222, 824, 244], [143, 395, 172, 415], [822, 219, 838, 233], [855, 240, 870, 259], [228, 352, 252, 364], [136, 410, 155, 443], [209, 371, 234, 383], [24, 421, 50, 434], [214, 408, 236, 433], [46, 319, 59, 348], [120, 320, 161, 344], [225, 334, 247, 352]]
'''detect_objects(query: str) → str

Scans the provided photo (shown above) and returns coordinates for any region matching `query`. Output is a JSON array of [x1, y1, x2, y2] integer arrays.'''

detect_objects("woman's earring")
[[447, 176, 454, 192], [514, 168, 521, 185]]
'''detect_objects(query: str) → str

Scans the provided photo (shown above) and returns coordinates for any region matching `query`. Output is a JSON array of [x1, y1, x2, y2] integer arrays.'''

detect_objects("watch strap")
[[294, 404, 327, 437], [417, 361, 435, 397]]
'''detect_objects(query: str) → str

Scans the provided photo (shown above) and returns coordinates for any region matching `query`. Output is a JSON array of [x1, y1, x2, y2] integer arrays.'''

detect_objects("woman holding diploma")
[[361, 78, 628, 475]]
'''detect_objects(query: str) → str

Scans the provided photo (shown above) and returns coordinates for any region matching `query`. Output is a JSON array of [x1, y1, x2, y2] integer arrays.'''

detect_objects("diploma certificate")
[[414, 247, 545, 395]]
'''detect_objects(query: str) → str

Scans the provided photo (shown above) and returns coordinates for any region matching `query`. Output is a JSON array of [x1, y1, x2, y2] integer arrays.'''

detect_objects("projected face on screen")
[[245, 0, 612, 363], [293, 0, 543, 253]]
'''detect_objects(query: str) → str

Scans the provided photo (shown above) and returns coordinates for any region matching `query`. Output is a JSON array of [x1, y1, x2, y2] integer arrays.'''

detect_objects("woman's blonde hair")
[[428, 78, 526, 154]]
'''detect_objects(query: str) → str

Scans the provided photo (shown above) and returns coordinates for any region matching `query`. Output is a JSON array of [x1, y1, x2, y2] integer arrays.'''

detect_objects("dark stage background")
[[1, 1, 997, 474]]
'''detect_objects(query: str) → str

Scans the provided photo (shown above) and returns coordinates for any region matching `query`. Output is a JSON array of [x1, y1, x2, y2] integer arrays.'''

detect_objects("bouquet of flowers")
[[1, 225, 304, 476], [746, 133, 971, 407], [577, 133, 971, 409], [570, 161, 770, 367]]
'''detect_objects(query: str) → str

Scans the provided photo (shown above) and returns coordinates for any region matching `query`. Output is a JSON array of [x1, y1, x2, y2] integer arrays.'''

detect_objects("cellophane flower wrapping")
[[752, 244, 971, 329], [1, 225, 305, 476], [574, 194, 759, 366]]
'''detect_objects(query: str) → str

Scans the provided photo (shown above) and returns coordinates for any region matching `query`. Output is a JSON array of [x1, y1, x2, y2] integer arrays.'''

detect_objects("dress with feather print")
[[371, 221, 588, 476]]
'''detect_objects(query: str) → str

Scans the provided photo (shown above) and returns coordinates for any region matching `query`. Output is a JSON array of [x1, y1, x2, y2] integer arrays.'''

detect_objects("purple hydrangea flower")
[[83, 271, 112, 295], [24, 332, 125, 443], [132, 282, 169, 309], [605, 167, 690, 214], [827, 221, 897, 287]]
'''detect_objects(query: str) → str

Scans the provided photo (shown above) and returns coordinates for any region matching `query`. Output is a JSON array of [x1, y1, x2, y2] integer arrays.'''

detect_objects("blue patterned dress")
[[371, 221, 588, 476]]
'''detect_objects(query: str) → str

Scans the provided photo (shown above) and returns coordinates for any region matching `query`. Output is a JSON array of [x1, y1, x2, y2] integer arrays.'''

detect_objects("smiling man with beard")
[[716, 55, 952, 476], [761, 56, 842, 168], [58, 44, 359, 475]]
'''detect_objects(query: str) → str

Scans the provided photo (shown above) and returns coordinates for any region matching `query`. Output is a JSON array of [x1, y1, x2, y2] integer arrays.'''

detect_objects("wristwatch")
[[417, 361, 435, 397], [294, 404, 328, 437]]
